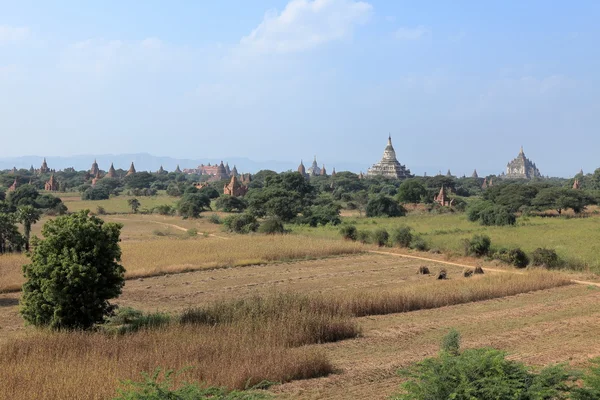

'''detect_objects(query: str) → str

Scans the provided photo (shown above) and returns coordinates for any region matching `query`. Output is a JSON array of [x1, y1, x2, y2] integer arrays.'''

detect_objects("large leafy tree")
[[532, 187, 594, 214], [396, 179, 428, 204], [20, 211, 125, 330], [178, 193, 211, 219], [17, 205, 42, 250], [366, 195, 406, 218]]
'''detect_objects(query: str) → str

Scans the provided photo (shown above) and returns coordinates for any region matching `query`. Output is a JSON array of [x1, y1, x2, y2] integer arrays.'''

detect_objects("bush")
[[258, 218, 286, 235], [82, 186, 110, 200], [114, 368, 270, 400], [356, 230, 371, 244], [391, 226, 412, 248], [178, 193, 211, 219], [96, 205, 107, 215], [395, 332, 573, 400], [572, 358, 600, 399], [366, 195, 407, 218], [103, 307, 171, 335], [373, 228, 389, 247], [410, 235, 429, 251], [494, 247, 530, 268], [208, 213, 221, 224], [20, 211, 125, 330], [339, 225, 357, 241], [467, 200, 516, 226], [463, 234, 491, 257], [441, 329, 461, 356], [223, 213, 259, 234], [532, 248, 562, 269], [187, 228, 198, 237], [215, 195, 247, 213], [154, 204, 175, 216]]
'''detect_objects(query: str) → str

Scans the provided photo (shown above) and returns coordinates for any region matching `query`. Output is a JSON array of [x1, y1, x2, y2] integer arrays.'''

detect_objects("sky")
[[1, 0, 599, 177]]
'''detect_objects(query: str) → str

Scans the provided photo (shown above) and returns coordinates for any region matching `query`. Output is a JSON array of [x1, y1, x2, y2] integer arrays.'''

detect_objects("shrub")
[[572, 358, 600, 399], [366, 195, 407, 217], [356, 230, 371, 244], [208, 213, 221, 224], [339, 225, 357, 241], [391, 226, 412, 248], [395, 331, 574, 400], [258, 218, 286, 235], [410, 235, 429, 252], [154, 204, 175, 216], [532, 248, 562, 269], [373, 228, 390, 247], [494, 247, 530, 268], [103, 307, 171, 335], [20, 211, 125, 330], [223, 213, 259, 234], [82, 186, 110, 200], [96, 205, 107, 215], [114, 368, 270, 400], [215, 195, 247, 213], [178, 193, 211, 219], [463, 234, 491, 257], [187, 228, 198, 237]]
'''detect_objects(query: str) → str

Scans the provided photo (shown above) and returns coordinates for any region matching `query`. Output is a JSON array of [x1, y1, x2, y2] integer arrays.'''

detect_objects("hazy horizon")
[[2, 1, 599, 177]]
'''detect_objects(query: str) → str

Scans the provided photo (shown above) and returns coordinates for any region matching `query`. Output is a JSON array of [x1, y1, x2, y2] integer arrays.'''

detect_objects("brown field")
[[1, 250, 597, 400]]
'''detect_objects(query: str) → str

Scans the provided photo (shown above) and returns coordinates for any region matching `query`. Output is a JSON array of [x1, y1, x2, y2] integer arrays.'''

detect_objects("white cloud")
[[240, 0, 372, 54], [141, 37, 163, 49], [0, 25, 29, 44], [394, 25, 429, 41]]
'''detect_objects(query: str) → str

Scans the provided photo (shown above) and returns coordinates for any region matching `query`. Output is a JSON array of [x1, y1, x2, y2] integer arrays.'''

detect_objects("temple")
[[40, 158, 50, 174], [502, 147, 541, 180], [223, 175, 248, 197], [44, 174, 59, 191], [472, 169, 479, 178], [90, 159, 99, 176], [434, 185, 453, 207], [367, 136, 412, 179], [126, 162, 136, 176], [106, 163, 117, 178]]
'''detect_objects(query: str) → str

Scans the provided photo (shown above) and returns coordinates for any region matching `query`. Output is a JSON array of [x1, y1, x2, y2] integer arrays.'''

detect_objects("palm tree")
[[128, 198, 141, 214], [17, 205, 41, 251]]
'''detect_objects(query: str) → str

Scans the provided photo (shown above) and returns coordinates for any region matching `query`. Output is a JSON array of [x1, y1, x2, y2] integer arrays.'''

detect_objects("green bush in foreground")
[[356, 230, 371, 244], [21, 210, 125, 330], [409, 235, 429, 252], [394, 330, 574, 400], [114, 368, 270, 400], [258, 218, 286, 235], [572, 358, 600, 399], [223, 213, 259, 234], [494, 247, 530, 268]]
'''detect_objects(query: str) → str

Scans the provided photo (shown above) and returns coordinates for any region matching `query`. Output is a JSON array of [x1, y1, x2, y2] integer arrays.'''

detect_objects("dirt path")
[[108, 217, 230, 240]]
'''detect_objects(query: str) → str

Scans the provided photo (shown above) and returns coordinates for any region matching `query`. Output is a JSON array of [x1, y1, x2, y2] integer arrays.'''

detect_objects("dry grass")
[[0, 292, 359, 400], [0, 254, 28, 293], [120, 235, 363, 278], [331, 271, 571, 317]]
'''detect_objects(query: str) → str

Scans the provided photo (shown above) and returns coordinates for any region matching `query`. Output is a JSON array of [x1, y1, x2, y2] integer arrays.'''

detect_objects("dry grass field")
[[1, 250, 596, 400]]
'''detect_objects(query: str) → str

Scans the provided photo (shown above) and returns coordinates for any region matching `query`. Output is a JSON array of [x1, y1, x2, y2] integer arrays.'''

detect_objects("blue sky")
[[1, 0, 599, 177]]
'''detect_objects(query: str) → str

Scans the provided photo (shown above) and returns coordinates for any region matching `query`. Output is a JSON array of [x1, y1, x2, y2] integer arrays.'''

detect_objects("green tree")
[[215, 195, 248, 213], [178, 193, 211, 219], [532, 187, 593, 215], [20, 211, 125, 330], [366, 195, 406, 218], [128, 198, 141, 214], [17, 205, 42, 251], [397, 179, 428, 204], [0, 213, 24, 254]]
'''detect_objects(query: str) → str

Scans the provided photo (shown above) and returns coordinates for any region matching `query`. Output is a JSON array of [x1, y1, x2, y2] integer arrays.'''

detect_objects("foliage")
[[223, 213, 259, 234], [532, 187, 594, 215], [82, 186, 110, 201], [154, 204, 175, 216], [258, 218, 286, 235], [16, 205, 41, 251], [463, 234, 492, 257], [339, 225, 357, 241], [391, 226, 412, 248], [299, 204, 341, 227], [113, 368, 270, 400], [366, 195, 406, 218], [208, 213, 222, 224], [395, 332, 573, 400], [494, 247, 530, 268], [128, 198, 141, 214], [103, 307, 171, 335], [198, 185, 221, 200], [396, 179, 428, 204], [123, 172, 156, 190], [0, 213, 24, 254], [531, 248, 562, 269], [178, 193, 211, 219], [571, 358, 600, 399], [440, 329, 461, 356], [215, 195, 248, 213], [356, 230, 371, 244], [20, 210, 125, 330], [409, 235, 429, 251], [373, 228, 390, 247], [467, 200, 516, 226]]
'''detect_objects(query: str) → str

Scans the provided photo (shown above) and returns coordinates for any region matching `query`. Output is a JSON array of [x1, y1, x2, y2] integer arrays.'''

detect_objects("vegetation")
[[20, 210, 125, 330], [532, 248, 562, 269], [257, 218, 286, 235], [395, 330, 574, 400], [178, 193, 211, 219], [391, 226, 412, 248], [366, 194, 406, 217], [462, 234, 492, 257], [223, 213, 259, 234]]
